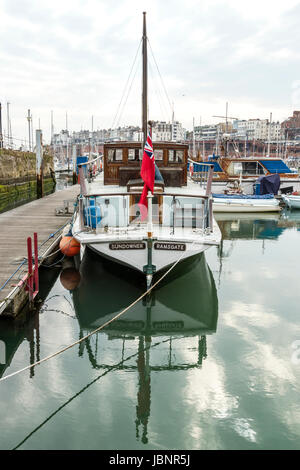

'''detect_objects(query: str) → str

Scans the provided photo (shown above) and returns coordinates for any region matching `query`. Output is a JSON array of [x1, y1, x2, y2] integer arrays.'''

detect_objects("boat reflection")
[[0, 315, 39, 380], [73, 248, 218, 336], [0, 265, 60, 380], [215, 209, 300, 242], [280, 208, 300, 231], [72, 248, 218, 444]]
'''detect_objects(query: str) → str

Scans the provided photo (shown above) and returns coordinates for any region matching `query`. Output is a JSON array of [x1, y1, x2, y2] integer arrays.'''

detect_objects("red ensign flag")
[[138, 130, 155, 221]]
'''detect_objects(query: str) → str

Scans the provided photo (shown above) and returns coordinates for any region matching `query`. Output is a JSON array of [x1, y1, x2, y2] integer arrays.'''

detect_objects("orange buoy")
[[60, 268, 81, 290], [59, 236, 80, 257]]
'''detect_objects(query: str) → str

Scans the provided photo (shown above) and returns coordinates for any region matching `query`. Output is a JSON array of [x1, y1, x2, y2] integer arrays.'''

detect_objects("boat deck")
[[73, 217, 220, 245]]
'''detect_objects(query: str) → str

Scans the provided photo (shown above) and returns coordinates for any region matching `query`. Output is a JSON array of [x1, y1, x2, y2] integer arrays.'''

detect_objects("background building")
[[232, 118, 282, 141], [281, 111, 300, 139]]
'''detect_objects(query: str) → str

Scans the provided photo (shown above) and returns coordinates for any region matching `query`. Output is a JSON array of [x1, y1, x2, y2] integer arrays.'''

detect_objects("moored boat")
[[189, 156, 300, 193], [71, 13, 221, 287], [212, 193, 281, 212], [282, 193, 300, 209]]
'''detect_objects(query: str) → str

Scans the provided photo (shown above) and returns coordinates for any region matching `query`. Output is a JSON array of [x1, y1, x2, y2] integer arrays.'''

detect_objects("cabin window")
[[129, 194, 161, 224], [243, 161, 264, 175], [230, 161, 265, 176], [168, 149, 183, 162], [154, 149, 163, 161], [128, 149, 143, 161], [231, 162, 243, 175], [108, 149, 123, 162]]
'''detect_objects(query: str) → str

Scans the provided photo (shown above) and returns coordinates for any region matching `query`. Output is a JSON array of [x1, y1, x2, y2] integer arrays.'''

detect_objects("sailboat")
[[71, 12, 221, 286]]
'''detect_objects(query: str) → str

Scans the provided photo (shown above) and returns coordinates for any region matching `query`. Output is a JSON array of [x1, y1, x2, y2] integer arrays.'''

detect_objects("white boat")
[[72, 13, 221, 287], [282, 194, 300, 209], [72, 165, 221, 286], [212, 194, 281, 212]]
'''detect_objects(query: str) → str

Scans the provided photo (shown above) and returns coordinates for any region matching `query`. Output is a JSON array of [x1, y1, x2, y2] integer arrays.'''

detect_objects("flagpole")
[[146, 187, 154, 289], [147, 190, 153, 238], [144, 121, 155, 289], [140, 14, 155, 288]]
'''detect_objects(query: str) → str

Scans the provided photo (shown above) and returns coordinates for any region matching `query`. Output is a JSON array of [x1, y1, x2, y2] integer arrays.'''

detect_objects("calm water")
[[0, 210, 300, 450]]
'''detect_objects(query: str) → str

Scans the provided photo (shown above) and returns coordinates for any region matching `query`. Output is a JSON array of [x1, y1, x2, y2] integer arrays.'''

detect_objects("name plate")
[[154, 242, 186, 251], [153, 321, 184, 330], [110, 320, 145, 330], [109, 242, 146, 250]]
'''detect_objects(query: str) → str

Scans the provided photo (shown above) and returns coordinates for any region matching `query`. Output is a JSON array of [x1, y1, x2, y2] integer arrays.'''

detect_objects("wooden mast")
[[142, 11, 148, 146]]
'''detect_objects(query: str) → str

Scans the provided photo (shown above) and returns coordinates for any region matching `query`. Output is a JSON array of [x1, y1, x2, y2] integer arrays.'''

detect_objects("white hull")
[[282, 195, 300, 209], [209, 180, 300, 194], [87, 238, 214, 274], [213, 198, 281, 213], [214, 212, 280, 221], [73, 215, 221, 275]]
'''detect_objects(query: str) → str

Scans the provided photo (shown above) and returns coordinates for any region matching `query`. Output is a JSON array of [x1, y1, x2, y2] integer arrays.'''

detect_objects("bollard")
[[26, 233, 39, 306], [27, 237, 33, 304], [33, 232, 39, 296]]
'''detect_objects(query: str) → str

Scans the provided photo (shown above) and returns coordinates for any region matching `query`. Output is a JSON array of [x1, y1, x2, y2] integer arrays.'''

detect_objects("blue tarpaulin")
[[256, 174, 280, 195], [76, 156, 89, 175], [259, 160, 292, 174], [212, 193, 275, 199], [188, 161, 223, 172]]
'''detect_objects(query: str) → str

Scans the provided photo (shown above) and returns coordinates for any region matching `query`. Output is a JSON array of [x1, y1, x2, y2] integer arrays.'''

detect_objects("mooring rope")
[[0, 221, 71, 294], [12, 335, 180, 450], [0, 239, 197, 383]]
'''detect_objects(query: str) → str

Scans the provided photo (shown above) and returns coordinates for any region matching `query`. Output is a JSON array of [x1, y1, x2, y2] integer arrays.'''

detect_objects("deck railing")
[[79, 192, 213, 238], [188, 160, 214, 190], [77, 159, 214, 238], [78, 155, 102, 185]]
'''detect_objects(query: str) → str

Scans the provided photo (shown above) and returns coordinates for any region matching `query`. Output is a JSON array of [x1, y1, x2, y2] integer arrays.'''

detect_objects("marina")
[[0, 211, 299, 450], [1, 0, 300, 455]]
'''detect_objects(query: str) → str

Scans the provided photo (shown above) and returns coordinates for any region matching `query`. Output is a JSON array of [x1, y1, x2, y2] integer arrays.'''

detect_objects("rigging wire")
[[2, 133, 28, 143], [147, 38, 173, 117], [114, 53, 142, 130], [148, 60, 168, 122], [111, 38, 142, 130]]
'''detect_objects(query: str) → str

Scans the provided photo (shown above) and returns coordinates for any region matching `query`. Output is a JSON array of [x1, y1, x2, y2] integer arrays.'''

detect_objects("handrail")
[[82, 192, 210, 198], [188, 158, 214, 167], [78, 154, 102, 167], [80, 192, 212, 232]]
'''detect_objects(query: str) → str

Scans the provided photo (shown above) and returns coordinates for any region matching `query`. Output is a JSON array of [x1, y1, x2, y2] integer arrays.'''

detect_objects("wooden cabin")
[[103, 141, 188, 186]]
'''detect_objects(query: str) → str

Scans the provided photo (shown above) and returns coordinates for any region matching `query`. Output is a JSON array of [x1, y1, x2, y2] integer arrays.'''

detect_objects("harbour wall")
[[0, 149, 56, 212]]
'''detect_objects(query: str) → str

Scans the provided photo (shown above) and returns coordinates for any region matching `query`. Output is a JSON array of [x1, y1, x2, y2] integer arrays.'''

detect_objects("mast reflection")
[[0, 314, 40, 380], [72, 248, 219, 444], [215, 209, 300, 243]]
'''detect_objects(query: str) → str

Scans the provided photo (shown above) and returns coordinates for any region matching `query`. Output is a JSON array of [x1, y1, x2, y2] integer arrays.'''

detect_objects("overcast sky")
[[1, 0, 300, 145]]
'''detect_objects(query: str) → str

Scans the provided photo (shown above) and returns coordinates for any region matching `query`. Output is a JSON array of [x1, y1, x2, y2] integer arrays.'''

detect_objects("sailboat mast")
[[142, 11, 148, 146]]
